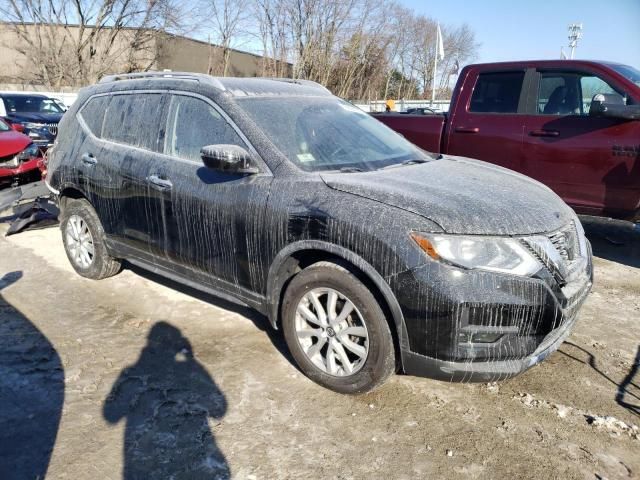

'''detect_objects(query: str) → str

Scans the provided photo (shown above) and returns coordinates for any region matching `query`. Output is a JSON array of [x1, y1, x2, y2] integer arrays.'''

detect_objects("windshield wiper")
[[379, 158, 429, 170], [338, 167, 364, 173]]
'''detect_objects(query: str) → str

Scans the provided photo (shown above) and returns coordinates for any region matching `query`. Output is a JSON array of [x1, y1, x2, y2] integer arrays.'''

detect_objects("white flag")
[[437, 23, 445, 61]]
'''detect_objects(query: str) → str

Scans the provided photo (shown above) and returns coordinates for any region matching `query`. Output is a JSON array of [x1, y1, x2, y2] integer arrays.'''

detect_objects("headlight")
[[23, 122, 45, 130], [17, 143, 40, 161], [0, 155, 19, 168], [411, 232, 543, 277]]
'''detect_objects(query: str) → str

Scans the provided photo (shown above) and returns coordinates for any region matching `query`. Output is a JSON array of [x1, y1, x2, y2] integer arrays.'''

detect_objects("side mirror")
[[589, 93, 640, 120], [200, 144, 258, 174], [10, 123, 25, 133]]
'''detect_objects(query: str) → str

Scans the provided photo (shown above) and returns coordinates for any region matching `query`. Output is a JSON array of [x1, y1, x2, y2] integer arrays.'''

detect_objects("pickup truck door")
[[521, 69, 640, 218], [446, 70, 527, 171]]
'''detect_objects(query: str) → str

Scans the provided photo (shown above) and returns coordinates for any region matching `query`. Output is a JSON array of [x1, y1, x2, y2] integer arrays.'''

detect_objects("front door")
[[522, 69, 640, 217], [447, 70, 527, 171], [151, 93, 272, 292]]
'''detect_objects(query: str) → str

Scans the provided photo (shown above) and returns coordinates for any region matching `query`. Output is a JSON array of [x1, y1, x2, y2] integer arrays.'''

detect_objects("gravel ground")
[[0, 215, 638, 480]]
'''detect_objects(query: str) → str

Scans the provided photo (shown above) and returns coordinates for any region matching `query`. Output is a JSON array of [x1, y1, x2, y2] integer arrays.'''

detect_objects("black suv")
[[0, 93, 65, 148], [46, 72, 593, 393]]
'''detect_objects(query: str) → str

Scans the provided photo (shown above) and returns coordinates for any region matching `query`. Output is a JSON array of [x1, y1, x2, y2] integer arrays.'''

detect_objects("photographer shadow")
[[103, 322, 230, 479], [0, 271, 64, 480]]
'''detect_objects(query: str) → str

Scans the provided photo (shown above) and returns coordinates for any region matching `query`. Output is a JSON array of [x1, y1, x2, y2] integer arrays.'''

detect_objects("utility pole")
[[567, 23, 583, 59]]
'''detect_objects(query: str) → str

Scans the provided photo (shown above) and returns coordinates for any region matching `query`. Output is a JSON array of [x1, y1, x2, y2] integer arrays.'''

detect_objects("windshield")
[[237, 96, 431, 172], [609, 64, 640, 87], [0, 119, 9, 132], [2, 95, 65, 114]]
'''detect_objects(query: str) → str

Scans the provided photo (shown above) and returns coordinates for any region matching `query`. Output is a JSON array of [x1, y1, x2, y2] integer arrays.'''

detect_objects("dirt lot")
[[0, 215, 638, 480]]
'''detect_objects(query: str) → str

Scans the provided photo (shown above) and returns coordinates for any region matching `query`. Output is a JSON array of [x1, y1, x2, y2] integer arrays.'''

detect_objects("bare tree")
[[0, 0, 479, 97], [253, 0, 290, 77], [200, 0, 250, 76], [0, 0, 185, 87]]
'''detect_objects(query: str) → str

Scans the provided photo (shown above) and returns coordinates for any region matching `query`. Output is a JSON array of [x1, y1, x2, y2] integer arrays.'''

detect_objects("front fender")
[[266, 239, 411, 357]]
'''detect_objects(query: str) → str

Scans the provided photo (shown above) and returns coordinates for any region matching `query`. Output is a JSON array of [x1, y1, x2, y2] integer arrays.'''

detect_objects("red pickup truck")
[[375, 60, 640, 221]]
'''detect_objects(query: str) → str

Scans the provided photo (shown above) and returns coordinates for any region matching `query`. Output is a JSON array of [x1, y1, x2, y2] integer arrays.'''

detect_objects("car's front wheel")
[[281, 261, 395, 394], [60, 198, 121, 280]]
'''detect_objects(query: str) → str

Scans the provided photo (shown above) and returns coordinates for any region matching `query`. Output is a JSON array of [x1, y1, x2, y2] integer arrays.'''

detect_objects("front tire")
[[60, 198, 121, 280], [281, 261, 395, 394]]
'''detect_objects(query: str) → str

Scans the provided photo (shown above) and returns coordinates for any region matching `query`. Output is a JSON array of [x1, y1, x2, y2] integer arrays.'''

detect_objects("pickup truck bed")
[[373, 114, 446, 154]]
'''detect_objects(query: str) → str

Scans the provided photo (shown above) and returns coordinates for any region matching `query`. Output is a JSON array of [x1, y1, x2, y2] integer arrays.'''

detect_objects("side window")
[[537, 72, 620, 116], [580, 75, 620, 111], [469, 71, 525, 113], [78, 96, 110, 137], [102, 93, 163, 151], [164, 95, 245, 162]]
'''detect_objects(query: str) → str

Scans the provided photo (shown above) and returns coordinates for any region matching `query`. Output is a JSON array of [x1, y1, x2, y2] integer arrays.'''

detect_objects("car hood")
[[0, 130, 30, 157], [6, 112, 63, 124], [320, 156, 574, 235]]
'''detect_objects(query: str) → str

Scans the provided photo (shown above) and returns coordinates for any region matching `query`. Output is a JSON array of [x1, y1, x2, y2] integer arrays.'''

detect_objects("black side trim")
[[107, 238, 267, 314]]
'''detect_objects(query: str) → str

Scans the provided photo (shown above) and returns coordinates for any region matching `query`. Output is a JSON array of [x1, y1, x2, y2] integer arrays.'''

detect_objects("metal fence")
[[353, 99, 451, 113]]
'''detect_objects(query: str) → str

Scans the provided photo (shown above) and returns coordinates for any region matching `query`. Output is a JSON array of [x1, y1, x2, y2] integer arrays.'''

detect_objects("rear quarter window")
[[79, 96, 110, 137], [469, 71, 525, 113]]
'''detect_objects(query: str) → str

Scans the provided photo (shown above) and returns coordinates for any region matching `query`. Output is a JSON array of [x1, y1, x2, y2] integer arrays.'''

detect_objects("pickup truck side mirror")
[[200, 144, 259, 174], [589, 93, 640, 120]]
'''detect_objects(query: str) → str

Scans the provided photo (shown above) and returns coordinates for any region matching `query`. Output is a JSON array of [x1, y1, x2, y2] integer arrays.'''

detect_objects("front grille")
[[547, 222, 579, 261], [45, 123, 58, 136], [522, 220, 587, 286]]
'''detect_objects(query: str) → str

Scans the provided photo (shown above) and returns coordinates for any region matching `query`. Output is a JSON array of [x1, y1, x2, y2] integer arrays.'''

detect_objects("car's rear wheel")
[[281, 261, 395, 394], [60, 198, 121, 279]]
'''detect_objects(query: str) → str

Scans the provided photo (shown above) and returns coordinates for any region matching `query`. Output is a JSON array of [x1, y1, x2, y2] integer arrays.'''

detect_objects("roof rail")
[[98, 71, 226, 90], [266, 77, 331, 93]]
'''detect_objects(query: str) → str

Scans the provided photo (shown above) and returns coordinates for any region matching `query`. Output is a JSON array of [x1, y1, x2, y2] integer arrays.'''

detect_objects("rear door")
[[522, 68, 640, 217], [95, 91, 168, 253], [446, 69, 528, 171]]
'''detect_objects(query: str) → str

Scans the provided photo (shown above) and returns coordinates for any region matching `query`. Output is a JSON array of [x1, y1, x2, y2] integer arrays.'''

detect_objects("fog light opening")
[[458, 331, 504, 344], [471, 332, 503, 343]]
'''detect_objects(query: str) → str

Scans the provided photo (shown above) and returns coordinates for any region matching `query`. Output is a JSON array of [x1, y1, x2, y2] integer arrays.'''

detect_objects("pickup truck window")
[[608, 63, 640, 87], [537, 72, 619, 115], [469, 72, 524, 114]]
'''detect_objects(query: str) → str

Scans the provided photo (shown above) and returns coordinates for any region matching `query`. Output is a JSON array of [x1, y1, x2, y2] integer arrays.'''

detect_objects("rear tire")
[[60, 198, 121, 280], [281, 261, 395, 394]]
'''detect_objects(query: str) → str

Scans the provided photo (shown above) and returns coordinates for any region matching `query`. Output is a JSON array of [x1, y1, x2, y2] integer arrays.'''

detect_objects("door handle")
[[529, 129, 560, 137], [81, 152, 97, 166], [146, 174, 173, 190], [454, 126, 480, 134]]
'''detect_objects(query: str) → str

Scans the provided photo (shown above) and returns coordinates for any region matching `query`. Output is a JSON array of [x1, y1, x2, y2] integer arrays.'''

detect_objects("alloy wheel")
[[65, 214, 95, 269], [294, 287, 369, 376]]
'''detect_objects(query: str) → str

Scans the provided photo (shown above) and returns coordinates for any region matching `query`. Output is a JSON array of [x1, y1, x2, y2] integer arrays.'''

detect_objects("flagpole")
[[431, 35, 438, 106]]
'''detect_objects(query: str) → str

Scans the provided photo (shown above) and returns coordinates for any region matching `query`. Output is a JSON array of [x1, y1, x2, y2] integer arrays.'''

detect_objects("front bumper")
[[0, 158, 43, 186], [402, 303, 581, 381], [390, 243, 593, 382]]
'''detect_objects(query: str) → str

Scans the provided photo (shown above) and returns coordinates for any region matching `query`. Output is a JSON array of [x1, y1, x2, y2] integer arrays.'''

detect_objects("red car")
[[0, 118, 43, 188], [374, 60, 640, 222]]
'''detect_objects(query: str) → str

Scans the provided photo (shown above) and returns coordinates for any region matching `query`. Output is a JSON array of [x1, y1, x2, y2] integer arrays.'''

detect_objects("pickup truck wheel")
[[60, 198, 121, 280], [281, 261, 395, 394]]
